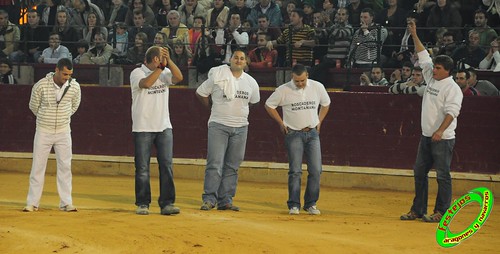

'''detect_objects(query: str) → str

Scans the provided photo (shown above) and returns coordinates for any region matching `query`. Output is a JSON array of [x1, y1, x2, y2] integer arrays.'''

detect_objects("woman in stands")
[[83, 11, 108, 48]]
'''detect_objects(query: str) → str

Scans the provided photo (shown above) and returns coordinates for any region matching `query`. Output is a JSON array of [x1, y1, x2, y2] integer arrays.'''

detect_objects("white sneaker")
[[136, 205, 149, 215], [305, 206, 321, 215], [289, 207, 300, 215], [23, 205, 38, 212], [60, 205, 78, 212]]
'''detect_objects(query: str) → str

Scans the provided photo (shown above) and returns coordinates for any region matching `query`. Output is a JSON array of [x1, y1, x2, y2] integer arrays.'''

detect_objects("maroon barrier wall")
[[1, 86, 499, 174]]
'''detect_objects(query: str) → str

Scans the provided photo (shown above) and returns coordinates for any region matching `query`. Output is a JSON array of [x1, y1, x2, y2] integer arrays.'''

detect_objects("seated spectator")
[[10, 9, 49, 63], [38, 32, 72, 64], [0, 57, 16, 84], [302, 1, 315, 26], [425, 0, 462, 44], [80, 32, 113, 64], [435, 31, 457, 57], [374, 0, 409, 63], [267, 9, 315, 66], [216, 13, 249, 63], [70, 0, 105, 34], [83, 11, 108, 48], [282, 1, 297, 26], [248, 33, 277, 69], [389, 66, 426, 96], [248, 0, 282, 28], [312, 10, 329, 62], [467, 67, 500, 96], [171, 41, 192, 67], [479, 36, 500, 71], [160, 10, 189, 47], [125, 0, 157, 27], [42, 0, 66, 27], [179, 0, 206, 28], [53, 9, 81, 57], [348, 8, 387, 68], [109, 22, 129, 57], [322, 0, 337, 25], [471, 9, 498, 49], [128, 9, 157, 47], [455, 69, 480, 96], [388, 61, 413, 85], [228, 0, 251, 25], [126, 32, 148, 65], [107, 0, 129, 28], [0, 10, 20, 59], [359, 66, 389, 86], [73, 39, 89, 64], [152, 0, 173, 27], [451, 30, 486, 68], [186, 16, 205, 54], [248, 14, 281, 50], [206, 0, 230, 30]]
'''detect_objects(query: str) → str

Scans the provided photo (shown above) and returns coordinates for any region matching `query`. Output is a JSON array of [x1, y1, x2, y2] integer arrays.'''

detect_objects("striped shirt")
[[29, 72, 81, 134], [349, 26, 387, 64], [276, 24, 315, 63], [326, 23, 353, 60]]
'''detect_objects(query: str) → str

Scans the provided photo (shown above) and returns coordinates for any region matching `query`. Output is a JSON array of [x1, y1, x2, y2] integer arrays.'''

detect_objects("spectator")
[[282, 1, 296, 25], [72, 39, 89, 64], [206, 0, 230, 30], [267, 9, 315, 66], [479, 36, 500, 71], [0, 10, 20, 58], [152, 0, 173, 27], [467, 67, 500, 96], [374, 0, 409, 64], [107, 0, 129, 28], [309, 7, 353, 85], [451, 30, 486, 69], [82, 11, 108, 48], [248, 32, 277, 69], [248, 14, 281, 49], [216, 13, 249, 63], [125, 0, 157, 27], [455, 69, 481, 96], [110, 22, 129, 58], [171, 40, 191, 67], [228, 0, 251, 25], [359, 66, 389, 86], [186, 16, 205, 53], [312, 10, 329, 63], [471, 9, 498, 49], [247, 0, 283, 28], [426, 0, 462, 44], [53, 9, 81, 57], [302, 1, 315, 27], [412, 0, 435, 28], [11, 9, 49, 63], [0, 57, 16, 84], [160, 10, 189, 46], [348, 8, 387, 68], [42, 0, 66, 27], [38, 32, 72, 64], [347, 0, 371, 27], [126, 32, 149, 65], [179, 0, 206, 28], [128, 9, 157, 47], [70, 0, 105, 33], [322, 0, 337, 25], [389, 66, 426, 96], [435, 31, 457, 57], [153, 31, 169, 48], [80, 32, 113, 64]]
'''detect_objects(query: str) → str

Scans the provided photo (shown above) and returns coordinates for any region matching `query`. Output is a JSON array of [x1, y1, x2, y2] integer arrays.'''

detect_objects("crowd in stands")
[[0, 0, 499, 92]]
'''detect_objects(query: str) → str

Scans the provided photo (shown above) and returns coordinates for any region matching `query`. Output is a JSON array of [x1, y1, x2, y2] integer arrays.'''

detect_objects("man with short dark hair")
[[130, 45, 183, 216], [265, 64, 331, 215], [24, 58, 81, 212], [471, 9, 498, 48], [247, 0, 282, 28], [0, 10, 19, 58], [80, 32, 113, 64], [466, 67, 499, 96], [10, 9, 49, 63], [38, 32, 72, 64], [400, 20, 463, 223], [455, 69, 480, 96]]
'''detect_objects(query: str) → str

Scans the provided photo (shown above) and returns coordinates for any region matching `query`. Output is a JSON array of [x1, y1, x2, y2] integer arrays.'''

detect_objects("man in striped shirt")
[[266, 8, 315, 66]]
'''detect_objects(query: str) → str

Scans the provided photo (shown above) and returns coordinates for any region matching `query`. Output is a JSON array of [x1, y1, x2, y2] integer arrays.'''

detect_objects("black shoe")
[[217, 204, 240, 211]]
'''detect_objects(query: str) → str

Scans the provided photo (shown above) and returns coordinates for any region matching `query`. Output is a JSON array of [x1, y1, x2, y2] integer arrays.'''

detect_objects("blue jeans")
[[411, 136, 455, 215], [202, 122, 248, 207], [285, 129, 322, 209], [133, 129, 175, 209]]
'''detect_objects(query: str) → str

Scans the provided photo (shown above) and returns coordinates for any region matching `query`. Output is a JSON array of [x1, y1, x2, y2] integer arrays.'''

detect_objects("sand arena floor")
[[0, 171, 498, 254]]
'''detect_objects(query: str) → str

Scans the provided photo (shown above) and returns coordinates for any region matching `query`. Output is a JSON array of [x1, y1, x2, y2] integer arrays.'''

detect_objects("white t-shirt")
[[196, 71, 260, 127], [130, 64, 174, 132], [418, 50, 463, 139], [266, 79, 331, 130]]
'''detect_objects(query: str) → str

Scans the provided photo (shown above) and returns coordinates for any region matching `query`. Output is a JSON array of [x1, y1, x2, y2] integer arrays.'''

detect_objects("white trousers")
[[26, 130, 73, 208]]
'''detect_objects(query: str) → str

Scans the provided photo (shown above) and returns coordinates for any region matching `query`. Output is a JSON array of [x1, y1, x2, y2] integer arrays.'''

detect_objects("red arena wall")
[[1, 86, 499, 174]]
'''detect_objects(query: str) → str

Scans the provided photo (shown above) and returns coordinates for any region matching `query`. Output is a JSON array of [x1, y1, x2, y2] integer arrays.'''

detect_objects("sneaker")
[[289, 207, 300, 215], [422, 211, 443, 223], [60, 205, 77, 212], [200, 202, 215, 211], [304, 206, 321, 215], [217, 204, 240, 211], [136, 205, 149, 215], [400, 211, 422, 220], [161, 205, 180, 215], [22, 205, 38, 212]]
